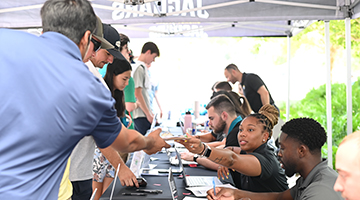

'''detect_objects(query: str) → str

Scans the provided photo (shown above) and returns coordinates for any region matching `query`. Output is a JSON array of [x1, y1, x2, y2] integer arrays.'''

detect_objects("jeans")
[[134, 117, 151, 135], [71, 179, 92, 200]]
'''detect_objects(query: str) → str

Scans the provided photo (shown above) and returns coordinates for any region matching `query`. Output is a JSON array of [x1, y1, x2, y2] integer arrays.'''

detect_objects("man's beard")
[[212, 119, 227, 134]]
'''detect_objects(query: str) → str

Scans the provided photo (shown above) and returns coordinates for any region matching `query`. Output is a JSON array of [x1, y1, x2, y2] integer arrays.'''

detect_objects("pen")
[[213, 177, 216, 196], [136, 189, 163, 194], [122, 193, 147, 196]]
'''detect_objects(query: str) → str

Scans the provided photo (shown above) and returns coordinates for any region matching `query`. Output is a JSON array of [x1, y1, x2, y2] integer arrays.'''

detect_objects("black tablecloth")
[[100, 137, 218, 200]]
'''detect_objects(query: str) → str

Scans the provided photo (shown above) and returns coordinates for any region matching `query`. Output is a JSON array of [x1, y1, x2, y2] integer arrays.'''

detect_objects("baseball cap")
[[93, 17, 114, 50], [103, 24, 126, 61]]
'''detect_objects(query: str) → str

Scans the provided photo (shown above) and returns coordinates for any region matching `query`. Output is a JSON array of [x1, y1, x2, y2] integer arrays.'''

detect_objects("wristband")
[[199, 142, 206, 155], [193, 154, 199, 162]]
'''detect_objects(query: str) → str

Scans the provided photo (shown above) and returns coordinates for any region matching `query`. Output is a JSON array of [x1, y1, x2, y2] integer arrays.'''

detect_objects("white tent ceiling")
[[1, 0, 359, 38]]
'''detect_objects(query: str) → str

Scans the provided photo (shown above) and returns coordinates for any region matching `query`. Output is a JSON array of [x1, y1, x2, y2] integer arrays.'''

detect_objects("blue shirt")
[[0, 29, 122, 199], [147, 69, 158, 113], [98, 63, 108, 77]]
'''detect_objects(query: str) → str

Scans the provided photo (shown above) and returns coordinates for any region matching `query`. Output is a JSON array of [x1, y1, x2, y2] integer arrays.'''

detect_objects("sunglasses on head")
[[91, 37, 101, 52]]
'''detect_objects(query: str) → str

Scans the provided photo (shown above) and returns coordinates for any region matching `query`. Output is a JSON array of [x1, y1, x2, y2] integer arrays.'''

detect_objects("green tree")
[[293, 19, 360, 77], [250, 19, 360, 78]]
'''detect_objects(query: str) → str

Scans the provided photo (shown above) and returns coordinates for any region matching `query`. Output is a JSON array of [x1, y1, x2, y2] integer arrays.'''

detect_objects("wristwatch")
[[193, 154, 199, 162], [202, 144, 212, 158]]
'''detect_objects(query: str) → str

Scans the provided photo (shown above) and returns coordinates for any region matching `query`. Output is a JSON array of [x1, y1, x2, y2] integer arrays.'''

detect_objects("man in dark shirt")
[[180, 94, 242, 170], [224, 63, 277, 113], [207, 118, 343, 200]]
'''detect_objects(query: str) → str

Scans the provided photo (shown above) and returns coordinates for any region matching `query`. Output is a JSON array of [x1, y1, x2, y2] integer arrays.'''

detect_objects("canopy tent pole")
[[345, 17, 353, 135], [324, 21, 332, 168], [286, 35, 291, 122]]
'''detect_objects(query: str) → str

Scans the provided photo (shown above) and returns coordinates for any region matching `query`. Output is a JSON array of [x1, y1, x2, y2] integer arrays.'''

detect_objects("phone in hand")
[[136, 177, 147, 187]]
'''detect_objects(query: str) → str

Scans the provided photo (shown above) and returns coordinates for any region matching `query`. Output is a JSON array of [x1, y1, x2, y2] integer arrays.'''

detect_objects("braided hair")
[[248, 104, 279, 140]]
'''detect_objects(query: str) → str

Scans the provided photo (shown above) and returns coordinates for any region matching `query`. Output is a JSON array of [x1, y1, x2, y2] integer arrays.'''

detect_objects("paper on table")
[[148, 164, 157, 169], [162, 136, 187, 141], [150, 157, 159, 161], [183, 197, 207, 200], [186, 184, 237, 197]]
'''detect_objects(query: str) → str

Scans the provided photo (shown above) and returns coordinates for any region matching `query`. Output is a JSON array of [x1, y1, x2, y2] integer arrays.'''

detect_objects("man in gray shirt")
[[206, 118, 343, 200]]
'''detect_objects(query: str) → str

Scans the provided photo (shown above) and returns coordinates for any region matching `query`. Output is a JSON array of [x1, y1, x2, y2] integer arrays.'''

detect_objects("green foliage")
[[294, 19, 360, 58], [251, 19, 360, 66], [250, 43, 261, 54], [279, 78, 360, 168], [321, 143, 338, 169]]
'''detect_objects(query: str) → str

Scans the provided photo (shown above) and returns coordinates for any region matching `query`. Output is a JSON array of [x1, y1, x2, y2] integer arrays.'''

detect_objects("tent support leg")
[[325, 21, 332, 168], [286, 36, 291, 122], [345, 18, 353, 135]]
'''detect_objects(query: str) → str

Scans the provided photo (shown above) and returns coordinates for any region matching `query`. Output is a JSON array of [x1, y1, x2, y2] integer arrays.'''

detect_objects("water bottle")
[[184, 111, 192, 134]]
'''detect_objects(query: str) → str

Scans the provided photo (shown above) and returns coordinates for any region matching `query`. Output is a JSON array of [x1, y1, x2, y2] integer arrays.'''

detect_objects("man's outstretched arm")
[[110, 125, 170, 155]]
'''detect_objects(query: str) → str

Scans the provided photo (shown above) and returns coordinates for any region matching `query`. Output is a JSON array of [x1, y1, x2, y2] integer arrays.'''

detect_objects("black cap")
[[103, 24, 126, 61], [93, 17, 114, 49]]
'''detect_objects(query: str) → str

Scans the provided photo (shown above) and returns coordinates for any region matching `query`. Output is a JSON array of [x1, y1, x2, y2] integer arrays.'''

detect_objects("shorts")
[[93, 147, 115, 182]]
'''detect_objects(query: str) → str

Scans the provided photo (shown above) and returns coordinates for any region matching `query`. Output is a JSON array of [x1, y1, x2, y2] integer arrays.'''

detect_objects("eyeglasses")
[[91, 37, 101, 52]]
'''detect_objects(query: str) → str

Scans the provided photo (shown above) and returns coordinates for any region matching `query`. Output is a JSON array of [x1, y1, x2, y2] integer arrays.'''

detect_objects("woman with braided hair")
[[177, 104, 288, 192]]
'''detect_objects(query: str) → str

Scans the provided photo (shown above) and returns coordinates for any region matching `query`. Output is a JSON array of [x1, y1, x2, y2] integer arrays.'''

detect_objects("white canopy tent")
[[0, 0, 354, 37], [1, 0, 359, 167]]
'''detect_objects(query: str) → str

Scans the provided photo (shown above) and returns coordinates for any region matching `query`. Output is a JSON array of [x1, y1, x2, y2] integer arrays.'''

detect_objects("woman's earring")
[[263, 139, 265, 142]]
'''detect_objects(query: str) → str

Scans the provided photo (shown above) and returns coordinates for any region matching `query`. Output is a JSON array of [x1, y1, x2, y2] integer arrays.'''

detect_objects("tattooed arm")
[[176, 138, 262, 176]]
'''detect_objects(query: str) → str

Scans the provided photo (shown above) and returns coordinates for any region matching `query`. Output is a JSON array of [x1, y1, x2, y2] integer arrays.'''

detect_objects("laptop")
[[140, 149, 182, 176], [140, 162, 182, 176], [109, 164, 120, 200], [168, 167, 179, 200], [89, 188, 97, 200], [175, 148, 222, 187], [129, 150, 146, 177], [167, 148, 197, 166]]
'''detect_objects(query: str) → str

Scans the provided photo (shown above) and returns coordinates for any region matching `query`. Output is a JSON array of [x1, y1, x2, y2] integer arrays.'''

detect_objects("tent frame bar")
[[255, 0, 338, 10], [350, 0, 360, 9]]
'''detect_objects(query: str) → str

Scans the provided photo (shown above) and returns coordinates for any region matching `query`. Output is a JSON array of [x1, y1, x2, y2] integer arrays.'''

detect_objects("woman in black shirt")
[[178, 104, 288, 192]]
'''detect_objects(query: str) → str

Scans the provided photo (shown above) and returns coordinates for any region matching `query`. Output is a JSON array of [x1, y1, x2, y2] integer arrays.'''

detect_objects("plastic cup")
[[186, 128, 192, 135]]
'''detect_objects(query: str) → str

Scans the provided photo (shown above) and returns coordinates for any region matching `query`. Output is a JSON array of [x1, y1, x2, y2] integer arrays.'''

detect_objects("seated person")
[[178, 104, 288, 193], [181, 94, 241, 170], [181, 92, 252, 171], [205, 117, 343, 200], [198, 90, 252, 147], [334, 130, 360, 200]]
